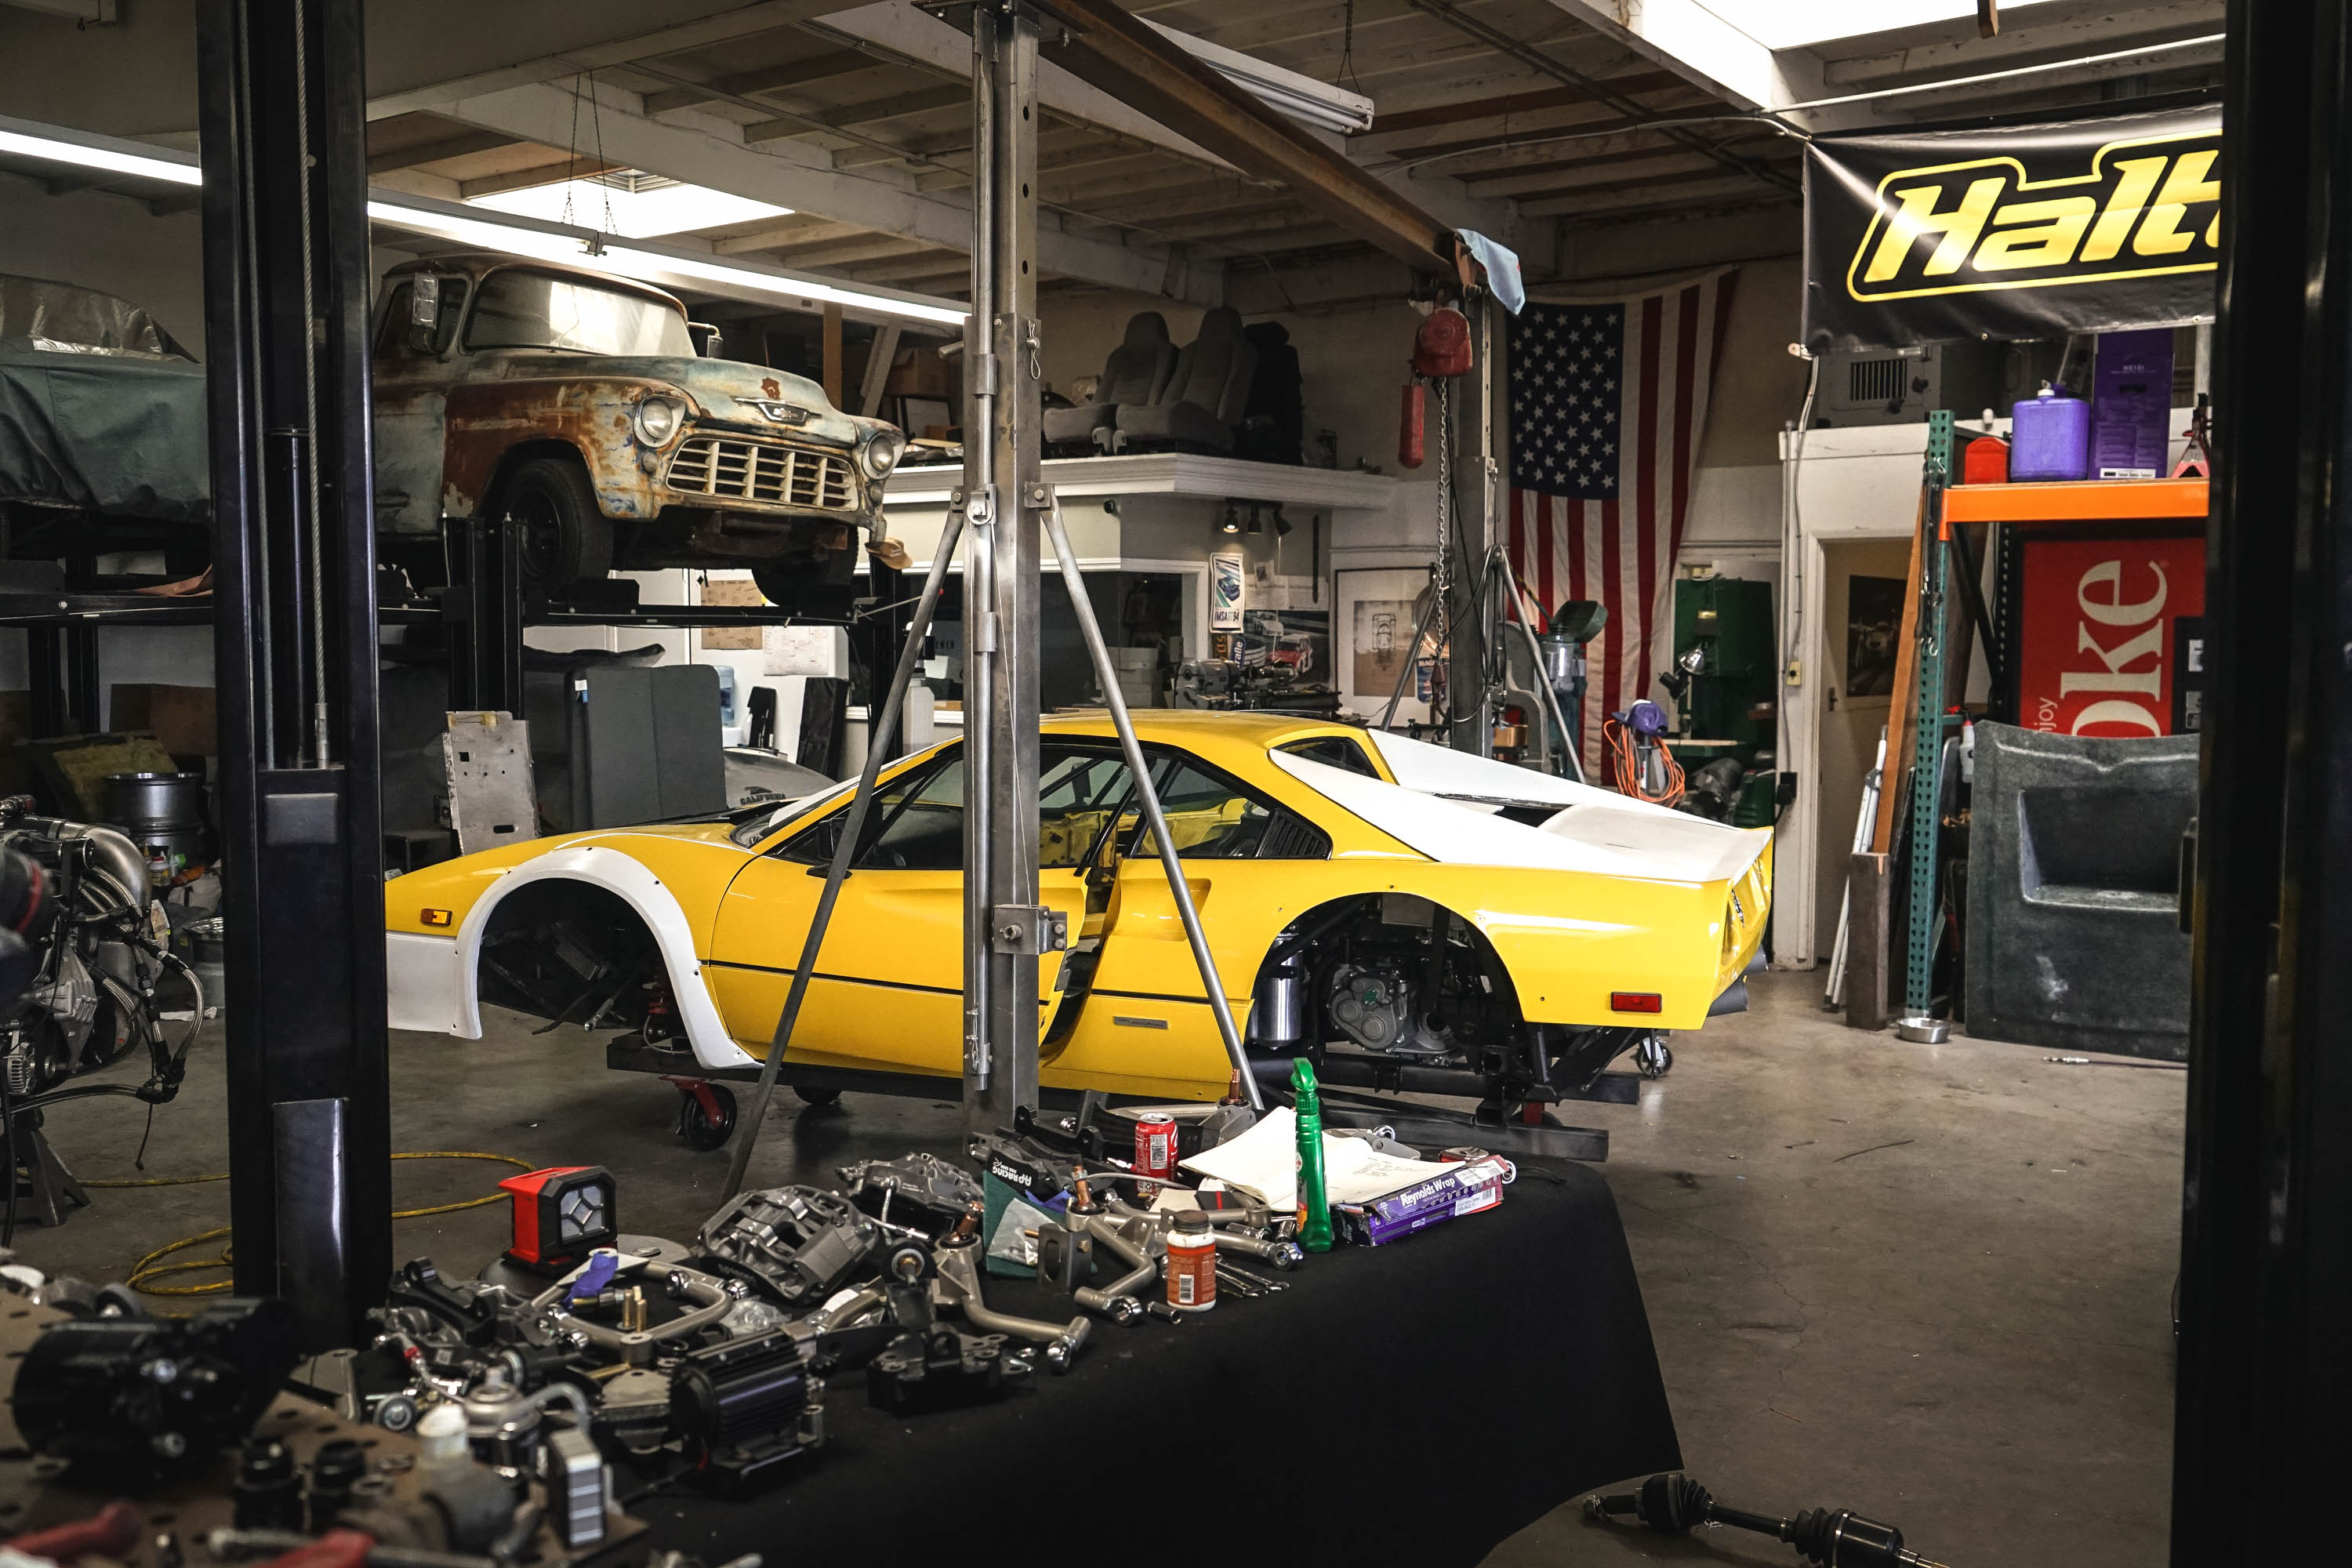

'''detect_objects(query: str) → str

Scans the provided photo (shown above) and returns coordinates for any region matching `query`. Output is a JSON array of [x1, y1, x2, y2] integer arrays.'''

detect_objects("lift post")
[[962, 0, 1046, 1127], [195, 0, 391, 1350]]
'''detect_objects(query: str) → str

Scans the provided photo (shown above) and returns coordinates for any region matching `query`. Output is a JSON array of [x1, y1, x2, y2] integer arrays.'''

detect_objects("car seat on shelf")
[[1237, 319, 1303, 465], [1042, 310, 1177, 452], [1115, 307, 1257, 455]]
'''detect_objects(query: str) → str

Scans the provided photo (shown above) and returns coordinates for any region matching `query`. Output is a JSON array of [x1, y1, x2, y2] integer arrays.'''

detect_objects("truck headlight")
[[633, 394, 688, 448], [858, 429, 907, 479]]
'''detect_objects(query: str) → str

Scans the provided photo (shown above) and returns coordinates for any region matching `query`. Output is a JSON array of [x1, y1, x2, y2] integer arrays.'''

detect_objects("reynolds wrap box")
[[1331, 1157, 1511, 1247]]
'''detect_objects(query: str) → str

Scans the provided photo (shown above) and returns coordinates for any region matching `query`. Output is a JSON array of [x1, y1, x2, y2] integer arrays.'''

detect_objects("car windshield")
[[464, 270, 695, 357], [728, 780, 855, 848]]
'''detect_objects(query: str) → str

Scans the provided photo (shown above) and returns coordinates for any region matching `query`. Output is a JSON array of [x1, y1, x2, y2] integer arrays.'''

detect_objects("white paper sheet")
[[1178, 1109, 1470, 1212]]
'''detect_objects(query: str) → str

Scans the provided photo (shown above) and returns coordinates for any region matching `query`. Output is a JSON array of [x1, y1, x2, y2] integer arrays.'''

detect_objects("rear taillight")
[[1611, 992, 1662, 1014]]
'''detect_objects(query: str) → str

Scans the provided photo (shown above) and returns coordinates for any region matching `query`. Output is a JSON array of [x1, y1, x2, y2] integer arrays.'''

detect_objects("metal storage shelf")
[[1945, 477, 2209, 524]]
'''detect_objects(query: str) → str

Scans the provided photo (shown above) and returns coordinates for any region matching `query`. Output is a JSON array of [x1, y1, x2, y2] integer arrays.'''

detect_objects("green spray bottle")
[[1291, 1057, 1334, 1253]]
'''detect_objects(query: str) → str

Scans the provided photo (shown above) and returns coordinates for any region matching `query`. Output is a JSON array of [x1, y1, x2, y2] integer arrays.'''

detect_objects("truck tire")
[[504, 456, 615, 591]]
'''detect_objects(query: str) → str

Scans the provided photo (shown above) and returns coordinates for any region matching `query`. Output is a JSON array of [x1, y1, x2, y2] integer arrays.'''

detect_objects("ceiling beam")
[[1362, 72, 1688, 137], [712, 216, 871, 254], [1036, 0, 1453, 272], [416, 78, 1223, 303], [1534, 0, 1824, 113], [365, 128, 517, 175], [638, 49, 873, 115], [744, 82, 968, 142], [1820, 1, 2223, 89], [367, 1, 869, 120], [455, 158, 622, 200]]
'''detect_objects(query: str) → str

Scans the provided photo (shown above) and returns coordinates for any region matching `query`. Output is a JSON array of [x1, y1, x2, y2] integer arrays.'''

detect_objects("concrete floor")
[[16, 969, 2183, 1566]]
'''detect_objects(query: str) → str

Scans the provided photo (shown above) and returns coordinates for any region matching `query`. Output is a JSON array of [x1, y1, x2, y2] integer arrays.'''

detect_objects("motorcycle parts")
[[866, 1325, 1022, 1415], [698, 1185, 879, 1307], [667, 1327, 823, 1494], [10, 1297, 299, 1472], [837, 1152, 984, 1232]]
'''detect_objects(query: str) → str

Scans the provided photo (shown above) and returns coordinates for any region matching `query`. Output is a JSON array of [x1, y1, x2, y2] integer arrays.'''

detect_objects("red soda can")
[[1134, 1112, 1178, 1186]]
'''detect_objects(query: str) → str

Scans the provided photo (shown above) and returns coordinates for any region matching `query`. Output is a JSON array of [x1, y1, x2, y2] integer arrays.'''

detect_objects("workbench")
[[624, 1159, 1679, 1566]]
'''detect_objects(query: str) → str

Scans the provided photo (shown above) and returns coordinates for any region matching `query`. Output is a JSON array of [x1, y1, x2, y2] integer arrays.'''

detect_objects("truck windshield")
[[463, 270, 695, 357]]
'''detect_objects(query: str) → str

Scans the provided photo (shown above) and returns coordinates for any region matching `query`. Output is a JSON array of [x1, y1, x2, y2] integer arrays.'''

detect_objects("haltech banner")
[[1804, 107, 2220, 352]]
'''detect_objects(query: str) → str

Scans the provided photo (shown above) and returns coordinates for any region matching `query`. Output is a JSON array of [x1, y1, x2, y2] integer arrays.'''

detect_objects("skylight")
[[1701, 0, 2067, 52], [467, 174, 790, 238]]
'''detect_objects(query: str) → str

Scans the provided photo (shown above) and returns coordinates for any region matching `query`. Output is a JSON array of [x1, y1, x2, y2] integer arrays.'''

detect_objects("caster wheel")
[[677, 1083, 738, 1150], [1635, 1040, 1674, 1079], [793, 1085, 842, 1107]]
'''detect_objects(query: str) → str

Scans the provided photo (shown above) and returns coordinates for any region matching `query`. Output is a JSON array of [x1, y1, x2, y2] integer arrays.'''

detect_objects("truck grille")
[[665, 435, 856, 511]]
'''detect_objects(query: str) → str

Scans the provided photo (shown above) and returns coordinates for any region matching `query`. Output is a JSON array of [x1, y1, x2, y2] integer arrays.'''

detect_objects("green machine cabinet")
[[1666, 575, 1776, 747]]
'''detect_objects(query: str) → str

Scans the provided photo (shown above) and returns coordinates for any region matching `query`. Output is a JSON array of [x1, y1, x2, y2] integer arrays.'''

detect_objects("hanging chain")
[[1435, 377, 1454, 608]]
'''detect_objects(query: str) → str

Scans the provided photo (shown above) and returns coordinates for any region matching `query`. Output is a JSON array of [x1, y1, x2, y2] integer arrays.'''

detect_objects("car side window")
[[1038, 746, 1137, 869], [1276, 735, 1381, 778], [1134, 752, 1328, 861]]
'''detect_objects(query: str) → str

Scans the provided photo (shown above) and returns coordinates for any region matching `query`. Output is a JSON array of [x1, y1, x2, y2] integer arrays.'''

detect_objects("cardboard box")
[[109, 684, 217, 759]]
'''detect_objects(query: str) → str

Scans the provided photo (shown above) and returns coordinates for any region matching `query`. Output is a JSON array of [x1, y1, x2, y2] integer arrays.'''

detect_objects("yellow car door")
[[1045, 746, 1336, 1100], [707, 742, 1108, 1078]]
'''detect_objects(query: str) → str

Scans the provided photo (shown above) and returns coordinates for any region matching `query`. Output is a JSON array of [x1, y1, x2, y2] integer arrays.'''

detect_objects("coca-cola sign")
[[2017, 532, 2206, 738]]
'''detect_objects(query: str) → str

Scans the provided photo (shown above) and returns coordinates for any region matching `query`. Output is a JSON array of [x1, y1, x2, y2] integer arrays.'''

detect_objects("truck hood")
[[479, 351, 873, 446]]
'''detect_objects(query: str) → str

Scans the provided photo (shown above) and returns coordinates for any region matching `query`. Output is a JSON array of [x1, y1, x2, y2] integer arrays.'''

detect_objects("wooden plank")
[[822, 303, 844, 408], [1845, 851, 1894, 1030], [1871, 485, 1930, 858]]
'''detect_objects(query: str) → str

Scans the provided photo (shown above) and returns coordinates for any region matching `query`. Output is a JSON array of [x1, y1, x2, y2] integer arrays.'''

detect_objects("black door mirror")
[[687, 322, 722, 358]]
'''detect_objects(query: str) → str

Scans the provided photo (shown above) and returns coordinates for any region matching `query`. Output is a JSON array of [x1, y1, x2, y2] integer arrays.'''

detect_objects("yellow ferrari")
[[386, 712, 1769, 1120]]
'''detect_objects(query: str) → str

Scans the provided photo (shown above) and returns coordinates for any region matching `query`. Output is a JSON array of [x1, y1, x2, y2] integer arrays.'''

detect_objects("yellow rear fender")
[[1395, 864, 1748, 1032]]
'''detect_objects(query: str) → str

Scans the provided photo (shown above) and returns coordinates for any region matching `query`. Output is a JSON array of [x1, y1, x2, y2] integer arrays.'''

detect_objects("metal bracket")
[[966, 485, 997, 528], [991, 905, 1069, 955], [1022, 481, 1054, 511]]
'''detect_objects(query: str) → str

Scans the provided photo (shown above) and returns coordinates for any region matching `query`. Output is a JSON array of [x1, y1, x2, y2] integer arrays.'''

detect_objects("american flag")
[[1508, 270, 1738, 777]]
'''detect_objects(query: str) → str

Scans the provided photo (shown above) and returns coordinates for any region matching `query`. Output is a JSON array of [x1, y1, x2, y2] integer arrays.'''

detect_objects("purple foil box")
[[1334, 1163, 1505, 1246], [2091, 328, 2176, 480]]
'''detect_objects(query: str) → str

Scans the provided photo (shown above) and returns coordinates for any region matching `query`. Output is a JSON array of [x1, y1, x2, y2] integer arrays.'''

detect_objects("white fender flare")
[[385, 845, 755, 1071]]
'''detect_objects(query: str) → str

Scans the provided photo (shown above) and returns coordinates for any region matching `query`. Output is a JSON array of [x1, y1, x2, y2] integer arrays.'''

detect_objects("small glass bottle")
[[1167, 1211, 1217, 1312]]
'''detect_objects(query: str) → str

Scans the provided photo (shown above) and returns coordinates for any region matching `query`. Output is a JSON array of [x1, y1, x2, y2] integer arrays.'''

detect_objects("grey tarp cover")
[[0, 274, 209, 523]]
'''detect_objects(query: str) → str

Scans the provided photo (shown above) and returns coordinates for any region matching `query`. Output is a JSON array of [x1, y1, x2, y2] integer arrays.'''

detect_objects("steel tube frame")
[[1044, 501, 1264, 1112], [2170, 0, 2352, 1555], [721, 506, 970, 1198], [962, 1, 1045, 1127], [196, 0, 390, 1349]]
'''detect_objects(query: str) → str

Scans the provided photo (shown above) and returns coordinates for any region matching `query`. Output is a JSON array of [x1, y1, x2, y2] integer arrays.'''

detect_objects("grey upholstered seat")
[[1116, 307, 1258, 452], [1042, 310, 1177, 445]]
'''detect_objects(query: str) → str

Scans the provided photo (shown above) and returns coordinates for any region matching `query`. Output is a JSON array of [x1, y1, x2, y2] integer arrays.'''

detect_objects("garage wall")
[[0, 181, 206, 352], [1038, 289, 1421, 482]]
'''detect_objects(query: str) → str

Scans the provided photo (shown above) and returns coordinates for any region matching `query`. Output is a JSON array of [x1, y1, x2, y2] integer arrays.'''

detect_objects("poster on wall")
[[1336, 568, 1436, 725], [1845, 576, 1904, 698], [1210, 551, 1243, 631], [1803, 104, 2220, 353], [2017, 532, 2206, 737]]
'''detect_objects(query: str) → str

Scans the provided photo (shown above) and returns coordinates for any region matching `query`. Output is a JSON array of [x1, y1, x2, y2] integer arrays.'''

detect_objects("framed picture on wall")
[[1336, 567, 1436, 725]]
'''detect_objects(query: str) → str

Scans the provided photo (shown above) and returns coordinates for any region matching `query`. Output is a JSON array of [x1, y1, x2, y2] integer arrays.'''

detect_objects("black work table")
[[629, 1159, 1679, 1566]]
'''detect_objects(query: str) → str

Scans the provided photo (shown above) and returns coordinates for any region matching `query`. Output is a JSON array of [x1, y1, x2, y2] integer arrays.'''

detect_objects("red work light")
[[499, 1165, 619, 1272]]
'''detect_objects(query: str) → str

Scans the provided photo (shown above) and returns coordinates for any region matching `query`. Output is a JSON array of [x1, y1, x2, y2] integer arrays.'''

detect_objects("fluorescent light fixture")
[[0, 113, 967, 328], [368, 192, 968, 326], [0, 118, 201, 186], [1143, 19, 1374, 136], [467, 176, 792, 239], [1703, 0, 2067, 51]]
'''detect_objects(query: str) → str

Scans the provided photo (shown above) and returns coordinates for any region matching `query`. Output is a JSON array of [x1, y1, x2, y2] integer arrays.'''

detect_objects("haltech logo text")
[[1846, 132, 2220, 303]]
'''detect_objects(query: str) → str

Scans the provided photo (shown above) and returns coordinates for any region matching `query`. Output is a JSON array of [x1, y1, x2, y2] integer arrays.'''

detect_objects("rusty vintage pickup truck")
[[370, 254, 905, 608]]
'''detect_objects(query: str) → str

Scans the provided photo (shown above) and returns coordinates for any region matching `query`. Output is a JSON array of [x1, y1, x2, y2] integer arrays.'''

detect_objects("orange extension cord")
[[1602, 715, 1686, 807]]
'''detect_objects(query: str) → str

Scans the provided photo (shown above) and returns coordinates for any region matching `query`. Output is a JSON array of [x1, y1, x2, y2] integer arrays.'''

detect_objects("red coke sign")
[[2016, 533, 2205, 738]]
